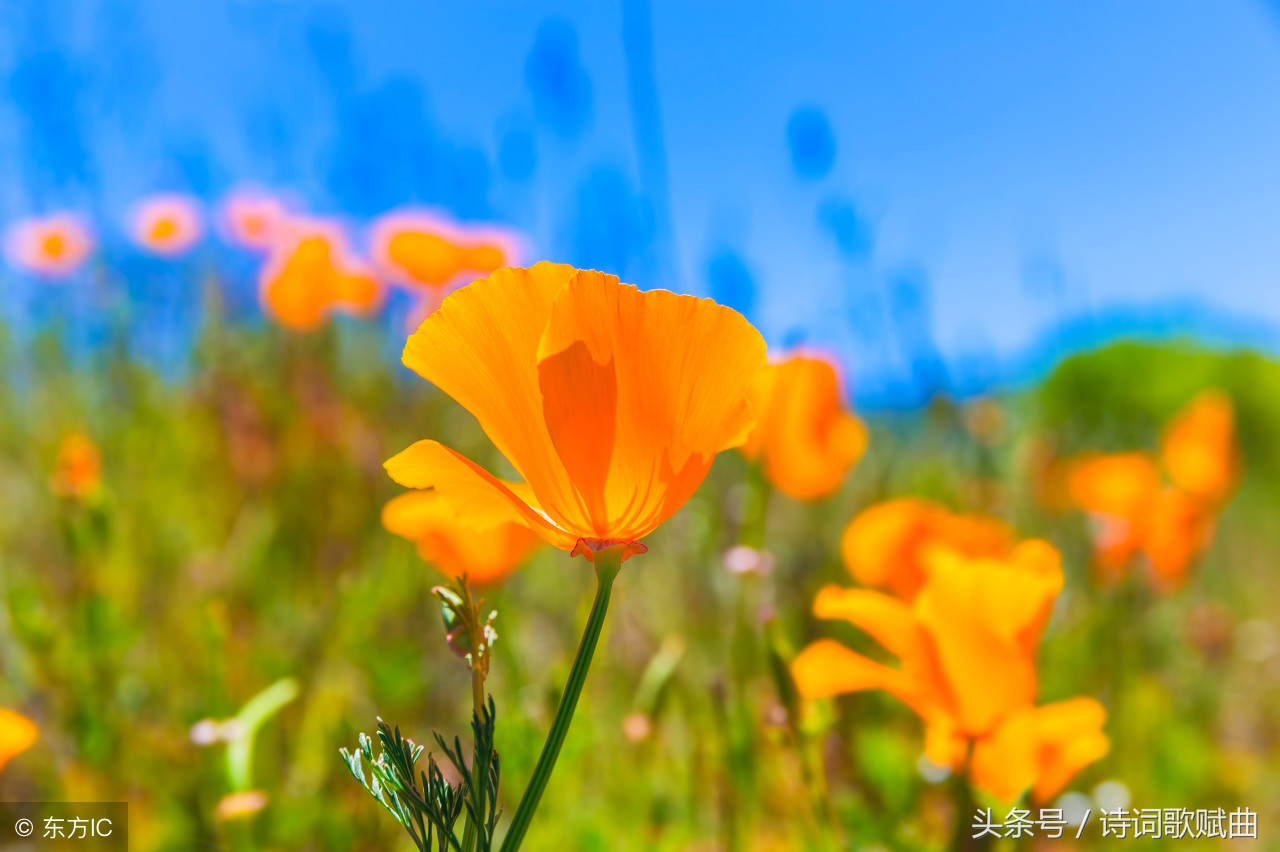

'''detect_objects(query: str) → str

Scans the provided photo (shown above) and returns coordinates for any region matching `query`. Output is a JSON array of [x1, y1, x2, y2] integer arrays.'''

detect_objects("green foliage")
[[342, 700, 500, 852]]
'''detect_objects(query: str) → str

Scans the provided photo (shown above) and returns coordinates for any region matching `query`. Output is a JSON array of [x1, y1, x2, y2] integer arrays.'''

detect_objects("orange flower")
[[1067, 453, 1161, 579], [4, 213, 94, 279], [840, 497, 1014, 600], [737, 352, 867, 500], [383, 490, 542, 584], [1066, 392, 1238, 588], [792, 540, 1107, 802], [371, 210, 519, 293], [1161, 390, 1237, 503], [385, 263, 766, 561], [0, 708, 38, 773], [219, 188, 290, 252], [130, 194, 204, 256], [1143, 488, 1217, 588], [258, 219, 383, 331], [51, 433, 103, 499], [371, 211, 522, 327]]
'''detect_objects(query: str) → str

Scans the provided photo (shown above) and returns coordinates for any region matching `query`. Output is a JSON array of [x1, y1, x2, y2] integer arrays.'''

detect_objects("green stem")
[[499, 548, 624, 852], [463, 664, 487, 852], [740, 464, 771, 550], [948, 774, 992, 852]]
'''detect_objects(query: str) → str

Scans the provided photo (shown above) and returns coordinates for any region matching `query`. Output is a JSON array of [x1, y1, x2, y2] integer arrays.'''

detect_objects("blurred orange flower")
[[792, 540, 1107, 802], [219, 188, 290, 252], [840, 497, 1013, 600], [383, 490, 542, 584], [371, 211, 519, 292], [385, 263, 766, 562], [130, 194, 204, 256], [4, 213, 94, 279], [1161, 390, 1238, 503], [51, 433, 103, 499], [738, 353, 867, 501], [258, 220, 382, 331], [0, 708, 38, 773], [1066, 391, 1237, 589], [371, 211, 521, 326], [1067, 453, 1161, 579]]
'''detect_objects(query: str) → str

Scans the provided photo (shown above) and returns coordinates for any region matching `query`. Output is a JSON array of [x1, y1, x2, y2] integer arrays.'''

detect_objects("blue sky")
[[4, 0, 1280, 404]]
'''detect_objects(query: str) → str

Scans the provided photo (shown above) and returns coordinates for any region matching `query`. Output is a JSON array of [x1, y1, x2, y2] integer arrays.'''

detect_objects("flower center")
[[42, 232, 65, 259]]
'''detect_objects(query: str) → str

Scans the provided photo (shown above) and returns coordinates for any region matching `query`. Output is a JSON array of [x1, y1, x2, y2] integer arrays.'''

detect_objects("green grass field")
[[2, 320, 1277, 851]]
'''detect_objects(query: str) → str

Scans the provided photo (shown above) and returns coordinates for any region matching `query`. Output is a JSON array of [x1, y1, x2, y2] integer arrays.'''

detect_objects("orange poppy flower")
[[371, 210, 519, 293], [130, 194, 204, 256], [1067, 452, 1161, 579], [1143, 487, 1217, 589], [4, 213, 94, 279], [0, 708, 38, 773], [1161, 390, 1238, 503], [383, 490, 542, 585], [51, 433, 103, 499], [371, 211, 522, 327], [1066, 392, 1238, 588], [384, 262, 766, 562], [219, 188, 289, 252], [792, 540, 1107, 802], [737, 352, 868, 501], [840, 497, 1014, 600], [258, 219, 383, 331]]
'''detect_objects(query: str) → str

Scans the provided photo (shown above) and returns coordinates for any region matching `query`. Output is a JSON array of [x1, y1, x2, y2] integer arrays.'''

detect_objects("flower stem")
[[462, 662, 487, 852], [499, 547, 624, 852]]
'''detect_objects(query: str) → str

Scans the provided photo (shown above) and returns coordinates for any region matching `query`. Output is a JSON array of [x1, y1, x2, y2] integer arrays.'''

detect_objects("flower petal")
[[840, 498, 1012, 600], [913, 544, 1062, 735], [0, 707, 38, 772], [384, 439, 577, 550], [401, 263, 592, 535], [1029, 698, 1110, 803], [812, 584, 952, 716], [812, 585, 923, 662], [537, 338, 617, 535], [382, 490, 541, 584], [744, 355, 867, 501], [841, 498, 936, 596], [970, 698, 1109, 804], [1068, 452, 1160, 519], [1143, 488, 1215, 589], [1161, 390, 1237, 503], [536, 270, 766, 541], [791, 639, 913, 700], [970, 707, 1040, 802]]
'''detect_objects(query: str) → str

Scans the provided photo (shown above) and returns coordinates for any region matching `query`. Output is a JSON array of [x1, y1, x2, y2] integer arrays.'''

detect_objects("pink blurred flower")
[[130, 194, 204, 257], [4, 213, 94, 279], [218, 188, 291, 252]]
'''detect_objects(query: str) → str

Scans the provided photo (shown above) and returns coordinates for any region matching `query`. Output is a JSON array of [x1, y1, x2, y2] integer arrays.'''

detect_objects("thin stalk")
[[463, 663, 487, 852], [499, 548, 624, 852], [739, 464, 771, 550], [948, 774, 993, 852]]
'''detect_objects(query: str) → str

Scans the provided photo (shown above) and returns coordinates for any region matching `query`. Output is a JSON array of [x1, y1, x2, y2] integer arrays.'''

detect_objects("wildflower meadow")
[[2, 3, 1280, 850]]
